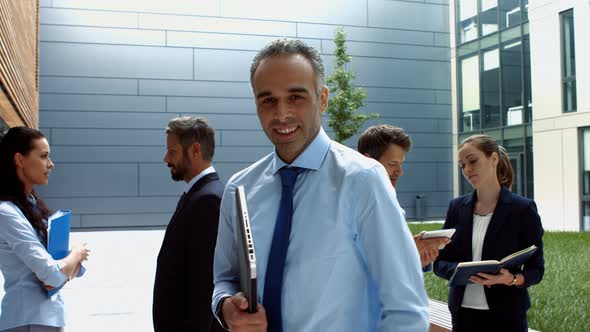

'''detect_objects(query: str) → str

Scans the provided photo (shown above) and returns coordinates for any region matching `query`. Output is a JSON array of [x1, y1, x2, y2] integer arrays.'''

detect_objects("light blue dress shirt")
[[212, 128, 429, 331], [0, 201, 68, 330]]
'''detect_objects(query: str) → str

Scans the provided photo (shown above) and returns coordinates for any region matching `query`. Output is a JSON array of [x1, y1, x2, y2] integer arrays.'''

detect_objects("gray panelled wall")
[[37, 0, 452, 228]]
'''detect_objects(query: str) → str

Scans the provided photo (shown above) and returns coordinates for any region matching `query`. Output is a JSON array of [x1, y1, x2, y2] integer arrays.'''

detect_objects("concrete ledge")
[[428, 298, 541, 331]]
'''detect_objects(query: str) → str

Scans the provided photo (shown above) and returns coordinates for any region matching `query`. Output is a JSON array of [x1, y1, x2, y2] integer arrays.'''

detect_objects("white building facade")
[[529, 0, 589, 231]]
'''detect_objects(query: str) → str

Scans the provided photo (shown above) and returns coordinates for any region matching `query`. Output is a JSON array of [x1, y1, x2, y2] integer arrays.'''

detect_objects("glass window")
[[502, 127, 525, 195], [458, 0, 478, 44], [503, 126, 525, 143], [508, 152, 523, 195], [460, 55, 481, 132], [522, 0, 529, 22], [483, 129, 502, 140], [482, 48, 501, 128], [561, 9, 577, 113], [458, 132, 476, 195], [500, 31, 523, 126], [480, 0, 498, 36], [458, 42, 480, 58], [525, 133, 533, 198], [581, 129, 590, 231], [523, 32, 532, 123], [0, 117, 8, 137], [500, 0, 521, 29]]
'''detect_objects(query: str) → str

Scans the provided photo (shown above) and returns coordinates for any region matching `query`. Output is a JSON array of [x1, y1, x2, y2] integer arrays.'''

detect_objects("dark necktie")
[[263, 166, 305, 332]]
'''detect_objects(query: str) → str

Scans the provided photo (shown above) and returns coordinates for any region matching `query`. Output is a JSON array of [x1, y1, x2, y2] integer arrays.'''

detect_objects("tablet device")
[[235, 185, 258, 313], [420, 229, 455, 249]]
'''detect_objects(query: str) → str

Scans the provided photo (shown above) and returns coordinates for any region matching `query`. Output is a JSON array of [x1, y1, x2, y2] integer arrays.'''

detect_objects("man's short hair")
[[166, 116, 215, 161], [357, 124, 412, 160], [250, 38, 325, 95]]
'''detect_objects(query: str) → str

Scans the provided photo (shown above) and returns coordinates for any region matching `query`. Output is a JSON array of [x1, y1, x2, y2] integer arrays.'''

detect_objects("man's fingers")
[[231, 293, 250, 310]]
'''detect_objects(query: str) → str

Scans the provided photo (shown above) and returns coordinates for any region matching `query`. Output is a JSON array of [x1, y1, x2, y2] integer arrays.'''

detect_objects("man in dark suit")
[[153, 116, 225, 332]]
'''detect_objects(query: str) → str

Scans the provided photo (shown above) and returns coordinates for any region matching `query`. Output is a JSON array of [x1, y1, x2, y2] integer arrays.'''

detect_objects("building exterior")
[[0, 0, 40, 130], [450, 0, 534, 198], [529, 0, 589, 231], [35, 0, 453, 228], [449, 0, 589, 231]]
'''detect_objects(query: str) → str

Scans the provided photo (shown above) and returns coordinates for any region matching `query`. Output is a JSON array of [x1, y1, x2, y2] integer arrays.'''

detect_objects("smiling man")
[[212, 39, 428, 332]]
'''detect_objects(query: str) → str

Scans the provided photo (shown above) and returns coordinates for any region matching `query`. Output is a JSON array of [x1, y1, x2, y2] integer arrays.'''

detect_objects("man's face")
[[376, 143, 406, 188], [252, 54, 328, 164], [163, 134, 192, 182]]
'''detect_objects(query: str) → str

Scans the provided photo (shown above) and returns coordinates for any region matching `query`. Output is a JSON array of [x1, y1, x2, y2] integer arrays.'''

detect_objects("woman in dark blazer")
[[434, 134, 544, 332]]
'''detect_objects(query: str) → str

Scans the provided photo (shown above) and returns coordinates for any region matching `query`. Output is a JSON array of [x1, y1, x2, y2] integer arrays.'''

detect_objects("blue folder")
[[47, 210, 71, 297]]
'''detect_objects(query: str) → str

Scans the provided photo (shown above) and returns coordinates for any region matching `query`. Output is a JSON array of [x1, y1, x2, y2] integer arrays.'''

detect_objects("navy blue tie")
[[263, 167, 305, 332]]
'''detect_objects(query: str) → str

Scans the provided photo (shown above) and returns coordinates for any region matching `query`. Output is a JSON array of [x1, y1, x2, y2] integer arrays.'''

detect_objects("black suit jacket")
[[153, 172, 226, 332], [434, 186, 544, 316]]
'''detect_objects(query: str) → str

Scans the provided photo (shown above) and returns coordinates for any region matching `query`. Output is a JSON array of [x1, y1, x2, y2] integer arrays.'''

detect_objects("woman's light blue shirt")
[[0, 201, 67, 330]]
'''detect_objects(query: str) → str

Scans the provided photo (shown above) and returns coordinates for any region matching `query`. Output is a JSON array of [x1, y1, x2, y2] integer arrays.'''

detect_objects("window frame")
[[560, 9, 577, 113]]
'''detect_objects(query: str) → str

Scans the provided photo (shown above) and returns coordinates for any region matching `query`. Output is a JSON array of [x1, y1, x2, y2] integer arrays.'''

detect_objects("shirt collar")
[[184, 165, 216, 193], [271, 127, 331, 174]]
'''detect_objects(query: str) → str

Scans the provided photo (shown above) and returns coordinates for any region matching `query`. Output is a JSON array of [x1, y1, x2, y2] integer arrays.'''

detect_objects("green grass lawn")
[[408, 223, 590, 332]]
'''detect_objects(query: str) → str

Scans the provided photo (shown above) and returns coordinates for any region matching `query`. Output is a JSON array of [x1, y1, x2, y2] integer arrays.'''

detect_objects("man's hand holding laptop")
[[221, 292, 267, 332]]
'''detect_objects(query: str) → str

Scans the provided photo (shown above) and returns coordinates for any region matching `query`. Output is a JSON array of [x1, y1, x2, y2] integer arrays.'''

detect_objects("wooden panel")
[[0, 89, 24, 127], [0, 0, 39, 127]]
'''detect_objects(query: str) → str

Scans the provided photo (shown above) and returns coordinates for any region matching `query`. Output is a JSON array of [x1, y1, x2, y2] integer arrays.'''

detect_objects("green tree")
[[326, 27, 377, 143]]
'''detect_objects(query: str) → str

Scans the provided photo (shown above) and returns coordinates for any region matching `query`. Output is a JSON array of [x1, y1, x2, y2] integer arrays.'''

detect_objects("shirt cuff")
[[46, 261, 68, 287], [76, 264, 86, 278], [215, 295, 232, 330]]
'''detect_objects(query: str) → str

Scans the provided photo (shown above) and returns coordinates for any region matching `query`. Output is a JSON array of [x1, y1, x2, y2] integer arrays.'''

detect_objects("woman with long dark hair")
[[0, 127, 89, 332], [434, 134, 544, 332]]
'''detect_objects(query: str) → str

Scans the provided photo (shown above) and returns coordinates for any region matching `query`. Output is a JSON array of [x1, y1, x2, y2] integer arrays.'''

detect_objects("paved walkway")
[[1, 230, 166, 332], [1, 222, 446, 331]]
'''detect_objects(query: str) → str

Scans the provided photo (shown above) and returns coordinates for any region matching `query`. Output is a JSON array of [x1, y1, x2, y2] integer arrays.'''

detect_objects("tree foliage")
[[326, 27, 377, 143]]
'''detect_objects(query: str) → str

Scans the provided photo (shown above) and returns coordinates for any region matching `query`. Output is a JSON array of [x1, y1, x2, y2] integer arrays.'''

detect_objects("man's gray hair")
[[166, 116, 215, 161], [250, 39, 325, 95]]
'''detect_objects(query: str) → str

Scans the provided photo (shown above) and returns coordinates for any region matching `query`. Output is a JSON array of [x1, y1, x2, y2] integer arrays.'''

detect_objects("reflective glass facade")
[[455, 0, 533, 197], [0, 116, 8, 136]]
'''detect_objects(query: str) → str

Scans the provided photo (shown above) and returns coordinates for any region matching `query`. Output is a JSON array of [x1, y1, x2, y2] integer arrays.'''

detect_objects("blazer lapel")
[[166, 172, 219, 231], [168, 193, 188, 225], [482, 186, 513, 260], [459, 191, 476, 262]]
